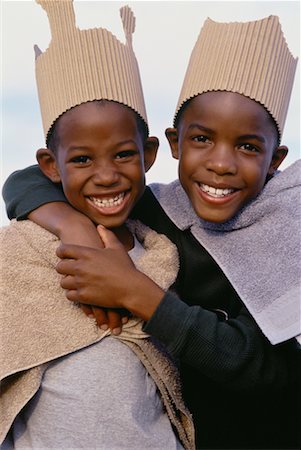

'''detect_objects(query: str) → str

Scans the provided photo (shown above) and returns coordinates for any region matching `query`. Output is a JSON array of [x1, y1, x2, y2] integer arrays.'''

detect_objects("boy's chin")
[[201, 215, 233, 224], [193, 205, 239, 224], [190, 192, 253, 224]]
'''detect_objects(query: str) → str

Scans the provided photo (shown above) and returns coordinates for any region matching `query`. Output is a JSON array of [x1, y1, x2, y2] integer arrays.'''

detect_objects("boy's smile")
[[88, 192, 127, 212], [167, 91, 287, 223], [43, 101, 157, 231]]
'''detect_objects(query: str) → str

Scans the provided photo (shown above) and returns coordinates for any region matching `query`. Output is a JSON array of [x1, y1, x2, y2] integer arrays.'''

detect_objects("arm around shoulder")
[[2, 164, 67, 220], [2, 165, 102, 248]]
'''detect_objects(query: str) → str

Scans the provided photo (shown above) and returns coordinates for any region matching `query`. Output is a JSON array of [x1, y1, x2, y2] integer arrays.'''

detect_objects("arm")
[[2, 165, 126, 330], [144, 291, 299, 389], [2, 165, 102, 247], [2, 165, 67, 220], [56, 227, 300, 390], [29, 202, 105, 249]]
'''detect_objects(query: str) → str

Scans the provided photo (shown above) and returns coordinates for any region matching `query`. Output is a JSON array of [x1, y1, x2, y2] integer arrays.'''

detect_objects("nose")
[[91, 161, 120, 186], [205, 143, 237, 176]]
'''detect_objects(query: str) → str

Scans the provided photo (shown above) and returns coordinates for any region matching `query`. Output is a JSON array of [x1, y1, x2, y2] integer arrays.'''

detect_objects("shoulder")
[[2, 219, 58, 241], [251, 159, 301, 219], [1, 220, 59, 264], [149, 180, 197, 230], [132, 182, 192, 238], [265, 159, 301, 197], [149, 179, 181, 202]]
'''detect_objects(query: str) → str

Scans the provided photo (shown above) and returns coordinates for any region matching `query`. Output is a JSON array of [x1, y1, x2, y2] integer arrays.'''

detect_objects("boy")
[[0, 1, 195, 449], [3, 14, 300, 450]]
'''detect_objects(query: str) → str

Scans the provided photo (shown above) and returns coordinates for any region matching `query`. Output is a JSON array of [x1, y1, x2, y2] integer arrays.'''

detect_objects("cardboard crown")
[[175, 16, 298, 139], [34, 0, 148, 142]]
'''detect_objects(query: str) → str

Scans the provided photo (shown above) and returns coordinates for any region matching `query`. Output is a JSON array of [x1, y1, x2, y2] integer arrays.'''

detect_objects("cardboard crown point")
[[34, 0, 148, 142], [175, 16, 298, 139]]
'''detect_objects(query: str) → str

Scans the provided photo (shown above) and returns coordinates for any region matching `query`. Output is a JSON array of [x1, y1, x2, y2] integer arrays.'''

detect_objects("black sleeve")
[[2, 165, 67, 220], [144, 291, 300, 390], [135, 188, 300, 390]]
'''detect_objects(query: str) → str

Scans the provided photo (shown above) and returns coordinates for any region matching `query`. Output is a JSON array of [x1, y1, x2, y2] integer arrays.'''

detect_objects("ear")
[[165, 128, 179, 159], [143, 136, 159, 173], [267, 146, 288, 175], [36, 148, 61, 183]]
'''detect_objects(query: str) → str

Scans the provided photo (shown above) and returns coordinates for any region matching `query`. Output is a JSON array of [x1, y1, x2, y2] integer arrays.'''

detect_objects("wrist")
[[60, 216, 104, 248], [28, 202, 76, 236], [124, 270, 165, 321], [57, 208, 90, 232]]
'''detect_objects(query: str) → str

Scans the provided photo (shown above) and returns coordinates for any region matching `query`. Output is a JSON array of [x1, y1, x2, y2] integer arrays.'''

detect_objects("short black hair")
[[47, 100, 148, 154], [174, 95, 280, 147]]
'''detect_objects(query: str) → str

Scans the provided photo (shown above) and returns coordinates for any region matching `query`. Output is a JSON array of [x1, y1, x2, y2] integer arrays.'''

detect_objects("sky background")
[[1, 0, 300, 225]]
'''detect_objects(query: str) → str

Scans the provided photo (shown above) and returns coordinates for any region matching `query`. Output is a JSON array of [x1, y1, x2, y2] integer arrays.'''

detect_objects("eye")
[[71, 155, 91, 164], [239, 143, 260, 153], [192, 135, 210, 143], [115, 150, 138, 160]]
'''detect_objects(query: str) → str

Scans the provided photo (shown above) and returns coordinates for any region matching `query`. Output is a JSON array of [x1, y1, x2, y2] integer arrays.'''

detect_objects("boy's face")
[[39, 101, 157, 229], [167, 91, 287, 223]]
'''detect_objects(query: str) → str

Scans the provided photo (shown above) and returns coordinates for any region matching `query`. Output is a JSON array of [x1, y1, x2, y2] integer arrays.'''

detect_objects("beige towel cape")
[[0, 220, 195, 449]]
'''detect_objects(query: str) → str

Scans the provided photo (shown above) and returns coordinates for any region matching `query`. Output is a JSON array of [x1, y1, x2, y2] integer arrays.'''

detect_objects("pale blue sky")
[[1, 0, 300, 224]]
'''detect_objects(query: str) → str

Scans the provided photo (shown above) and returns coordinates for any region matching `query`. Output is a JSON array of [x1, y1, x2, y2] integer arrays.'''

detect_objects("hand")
[[57, 226, 133, 333], [56, 225, 165, 321], [56, 225, 136, 308], [80, 304, 130, 334]]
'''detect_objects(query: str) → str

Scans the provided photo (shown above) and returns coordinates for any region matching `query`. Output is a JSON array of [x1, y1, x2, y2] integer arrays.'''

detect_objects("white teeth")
[[90, 192, 125, 208], [200, 184, 234, 198]]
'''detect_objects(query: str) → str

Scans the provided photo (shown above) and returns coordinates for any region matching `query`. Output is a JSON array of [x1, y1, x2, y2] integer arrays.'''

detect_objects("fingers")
[[63, 281, 89, 305], [57, 259, 77, 277], [107, 310, 124, 335], [60, 274, 74, 290], [65, 289, 79, 302], [91, 307, 110, 330], [65, 292, 130, 336], [97, 225, 124, 250], [56, 243, 87, 260], [82, 304, 131, 335], [80, 304, 94, 318], [87, 307, 126, 335]]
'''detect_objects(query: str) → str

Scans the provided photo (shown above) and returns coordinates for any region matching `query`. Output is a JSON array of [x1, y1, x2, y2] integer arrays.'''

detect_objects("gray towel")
[[150, 160, 301, 345]]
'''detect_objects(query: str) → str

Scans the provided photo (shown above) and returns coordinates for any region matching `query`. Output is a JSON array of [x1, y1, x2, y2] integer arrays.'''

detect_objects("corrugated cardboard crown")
[[34, 0, 148, 141], [175, 16, 298, 139]]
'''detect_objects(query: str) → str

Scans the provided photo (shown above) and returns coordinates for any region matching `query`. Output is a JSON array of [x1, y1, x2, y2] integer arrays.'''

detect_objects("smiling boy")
[[0, 2, 195, 449], [3, 13, 300, 450], [39, 100, 156, 250], [169, 91, 287, 224]]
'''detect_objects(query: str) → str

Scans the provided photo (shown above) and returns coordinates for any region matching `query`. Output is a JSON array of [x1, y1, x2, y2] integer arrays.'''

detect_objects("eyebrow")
[[238, 134, 266, 144], [116, 139, 138, 146], [188, 124, 266, 144], [67, 139, 138, 152], [67, 146, 89, 152], [187, 123, 213, 134]]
